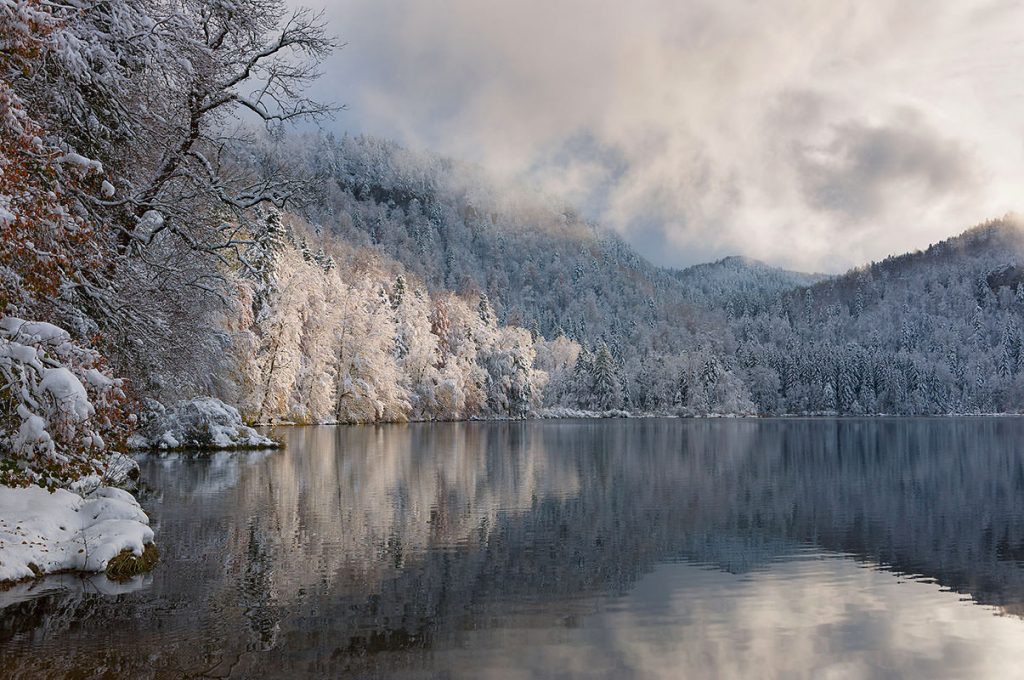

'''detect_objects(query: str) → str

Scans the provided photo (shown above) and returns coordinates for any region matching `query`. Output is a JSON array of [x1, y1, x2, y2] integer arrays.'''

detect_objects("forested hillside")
[[245, 134, 828, 415], [731, 218, 1024, 414], [266, 134, 1024, 416], [673, 256, 826, 316]]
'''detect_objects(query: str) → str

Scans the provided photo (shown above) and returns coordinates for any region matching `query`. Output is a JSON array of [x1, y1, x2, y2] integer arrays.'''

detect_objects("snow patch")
[[136, 210, 164, 234], [57, 152, 102, 173], [0, 199, 14, 228], [536, 407, 633, 419], [40, 367, 93, 422], [0, 485, 153, 583], [0, 316, 70, 344]]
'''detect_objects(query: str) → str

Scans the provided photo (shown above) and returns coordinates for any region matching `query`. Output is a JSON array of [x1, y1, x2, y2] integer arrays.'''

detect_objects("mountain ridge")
[[252, 132, 1024, 416]]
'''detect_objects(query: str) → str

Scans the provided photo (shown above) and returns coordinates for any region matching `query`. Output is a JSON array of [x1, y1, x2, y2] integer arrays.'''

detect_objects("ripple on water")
[[4, 418, 1024, 679]]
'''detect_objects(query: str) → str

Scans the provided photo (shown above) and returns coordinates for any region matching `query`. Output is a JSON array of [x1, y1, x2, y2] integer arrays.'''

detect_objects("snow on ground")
[[130, 397, 279, 450], [536, 407, 634, 419], [0, 485, 154, 584]]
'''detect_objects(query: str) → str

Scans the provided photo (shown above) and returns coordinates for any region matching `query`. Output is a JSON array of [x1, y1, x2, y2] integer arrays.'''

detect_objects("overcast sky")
[[299, 0, 1024, 272]]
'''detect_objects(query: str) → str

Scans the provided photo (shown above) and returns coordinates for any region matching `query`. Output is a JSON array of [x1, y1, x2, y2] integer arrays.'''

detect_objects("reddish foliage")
[[0, 2, 134, 481], [0, 1, 109, 312]]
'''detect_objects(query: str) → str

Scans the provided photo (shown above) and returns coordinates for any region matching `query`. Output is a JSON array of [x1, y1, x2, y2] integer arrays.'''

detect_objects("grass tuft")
[[104, 543, 159, 580]]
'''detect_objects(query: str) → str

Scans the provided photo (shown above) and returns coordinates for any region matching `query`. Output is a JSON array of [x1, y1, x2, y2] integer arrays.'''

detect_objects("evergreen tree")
[[1000, 320, 1017, 377], [591, 343, 622, 411], [391, 275, 406, 311], [822, 382, 837, 413], [478, 292, 495, 326]]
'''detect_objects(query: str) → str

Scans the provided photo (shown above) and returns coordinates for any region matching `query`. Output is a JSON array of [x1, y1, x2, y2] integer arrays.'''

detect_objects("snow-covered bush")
[[130, 397, 278, 451], [0, 316, 131, 489]]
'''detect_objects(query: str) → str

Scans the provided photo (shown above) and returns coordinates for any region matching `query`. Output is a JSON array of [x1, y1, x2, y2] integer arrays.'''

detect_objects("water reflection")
[[4, 418, 1024, 678]]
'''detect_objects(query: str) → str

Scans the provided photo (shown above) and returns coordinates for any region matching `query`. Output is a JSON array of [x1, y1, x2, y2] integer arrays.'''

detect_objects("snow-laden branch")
[[0, 316, 131, 489]]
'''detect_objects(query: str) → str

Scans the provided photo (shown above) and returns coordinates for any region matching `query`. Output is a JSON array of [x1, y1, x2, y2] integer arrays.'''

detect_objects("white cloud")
[[305, 0, 1024, 271]]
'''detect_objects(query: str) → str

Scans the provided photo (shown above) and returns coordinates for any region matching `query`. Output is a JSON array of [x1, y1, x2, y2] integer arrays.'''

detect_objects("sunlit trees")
[[333, 278, 410, 423], [391, 279, 441, 418], [431, 293, 488, 419], [222, 215, 552, 424]]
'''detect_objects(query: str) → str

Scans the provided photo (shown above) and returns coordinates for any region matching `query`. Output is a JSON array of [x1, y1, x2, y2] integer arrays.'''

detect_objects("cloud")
[[302, 0, 1024, 271], [797, 110, 979, 219]]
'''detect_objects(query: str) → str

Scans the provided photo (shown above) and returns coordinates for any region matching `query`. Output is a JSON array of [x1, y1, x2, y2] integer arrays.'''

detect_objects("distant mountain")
[[672, 255, 826, 315], [732, 216, 1024, 414], [287, 134, 721, 356]]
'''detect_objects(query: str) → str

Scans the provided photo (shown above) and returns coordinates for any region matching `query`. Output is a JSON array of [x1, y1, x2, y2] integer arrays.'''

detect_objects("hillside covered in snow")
[[672, 256, 828, 316], [729, 218, 1024, 414]]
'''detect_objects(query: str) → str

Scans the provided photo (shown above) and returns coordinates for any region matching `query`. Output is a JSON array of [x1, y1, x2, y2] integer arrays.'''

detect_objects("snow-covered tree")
[[589, 343, 623, 411], [534, 335, 582, 406], [480, 328, 545, 418], [392, 284, 440, 418], [0, 317, 130, 489], [332, 278, 410, 423]]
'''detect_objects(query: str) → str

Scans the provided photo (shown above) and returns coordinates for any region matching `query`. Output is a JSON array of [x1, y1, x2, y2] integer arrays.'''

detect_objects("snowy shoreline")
[[0, 485, 156, 587], [9, 407, 1022, 590], [251, 409, 1024, 427]]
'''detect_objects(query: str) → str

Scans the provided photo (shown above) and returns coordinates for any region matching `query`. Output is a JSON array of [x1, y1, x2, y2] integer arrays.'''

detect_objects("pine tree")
[[822, 382, 837, 413], [570, 347, 594, 408], [314, 247, 335, 272], [246, 209, 288, 324], [508, 346, 534, 418], [1016, 330, 1024, 376], [591, 343, 622, 411], [391, 275, 406, 311], [478, 292, 495, 326], [999, 320, 1018, 378]]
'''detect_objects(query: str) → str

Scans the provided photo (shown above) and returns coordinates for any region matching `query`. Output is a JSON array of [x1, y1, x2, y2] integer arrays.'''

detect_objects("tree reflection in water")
[[4, 418, 1024, 678]]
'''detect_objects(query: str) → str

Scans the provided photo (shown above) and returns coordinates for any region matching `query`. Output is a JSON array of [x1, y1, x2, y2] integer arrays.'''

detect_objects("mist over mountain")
[[286, 134, 704, 351], [265, 133, 1024, 417], [274, 135, 821, 346]]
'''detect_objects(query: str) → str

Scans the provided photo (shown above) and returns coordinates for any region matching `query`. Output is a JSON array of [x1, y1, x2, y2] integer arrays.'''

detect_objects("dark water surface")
[[5, 418, 1024, 679]]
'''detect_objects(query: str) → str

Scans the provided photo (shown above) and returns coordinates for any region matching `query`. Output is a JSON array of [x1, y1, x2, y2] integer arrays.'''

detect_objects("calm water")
[[5, 418, 1024, 679]]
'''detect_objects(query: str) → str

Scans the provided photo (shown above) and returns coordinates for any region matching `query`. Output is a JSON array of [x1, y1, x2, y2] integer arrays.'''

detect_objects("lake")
[[4, 418, 1024, 678]]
